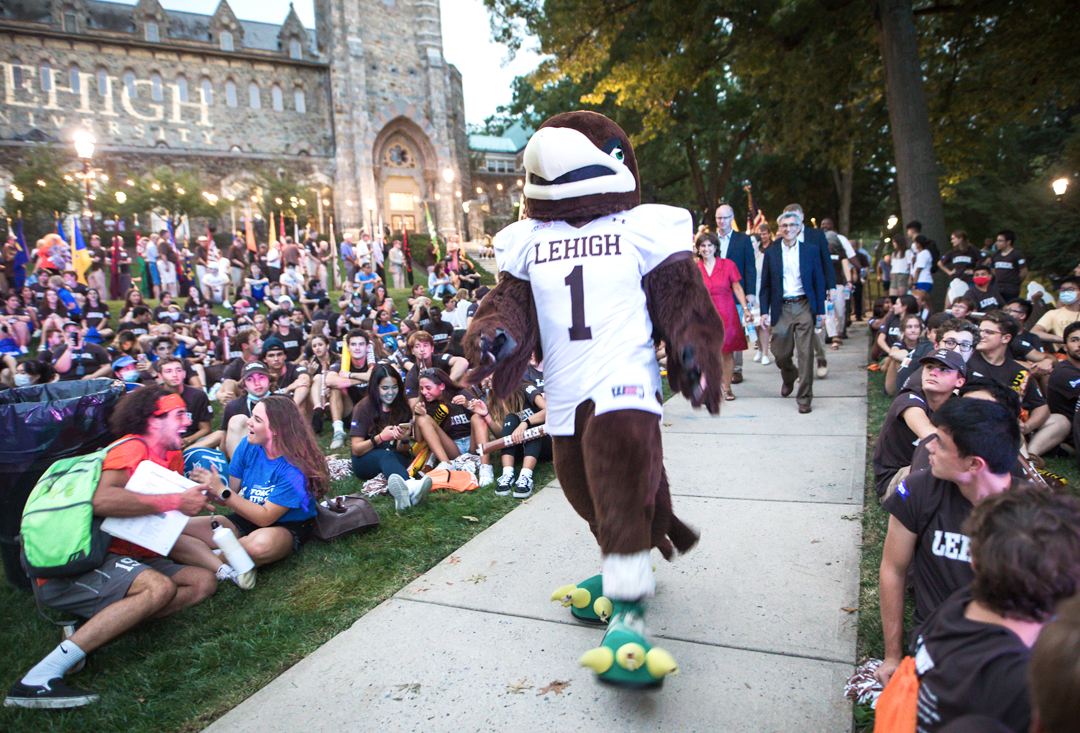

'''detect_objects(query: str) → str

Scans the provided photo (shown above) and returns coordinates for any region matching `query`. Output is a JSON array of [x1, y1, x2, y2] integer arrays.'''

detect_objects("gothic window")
[[145, 21, 159, 43], [226, 80, 237, 107], [249, 82, 260, 109], [294, 88, 306, 114], [220, 31, 234, 52], [40, 62, 52, 92], [383, 142, 415, 168], [271, 84, 283, 111], [201, 78, 213, 105], [97, 68, 108, 95], [151, 73, 163, 101], [289, 39, 302, 60], [69, 65, 80, 93], [124, 70, 136, 98], [177, 74, 188, 103], [11, 60, 22, 90], [63, 13, 77, 33]]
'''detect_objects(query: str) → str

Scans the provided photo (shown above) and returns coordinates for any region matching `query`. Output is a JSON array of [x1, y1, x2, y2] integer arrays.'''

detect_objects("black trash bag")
[[0, 379, 126, 590]]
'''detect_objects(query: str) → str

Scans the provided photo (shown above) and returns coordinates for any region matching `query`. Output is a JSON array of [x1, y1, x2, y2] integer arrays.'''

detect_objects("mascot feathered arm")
[[644, 253, 725, 415], [464, 273, 541, 399]]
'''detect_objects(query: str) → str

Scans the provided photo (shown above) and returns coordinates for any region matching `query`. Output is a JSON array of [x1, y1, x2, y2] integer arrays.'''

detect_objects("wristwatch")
[[219, 488, 233, 501]]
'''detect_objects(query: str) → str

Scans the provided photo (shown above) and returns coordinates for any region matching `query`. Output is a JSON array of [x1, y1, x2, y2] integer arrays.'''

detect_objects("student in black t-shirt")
[[883, 314, 927, 396], [964, 264, 1005, 315], [968, 311, 1064, 457], [1001, 299, 1053, 377], [904, 487, 1080, 732], [1028, 594, 1080, 733], [424, 306, 455, 353], [898, 317, 978, 395], [81, 288, 113, 341], [348, 364, 414, 484], [402, 330, 468, 403], [117, 305, 152, 339], [875, 294, 920, 358], [948, 296, 975, 322], [1047, 322, 1080, 420], [876, 397, 1024, 688], [873, 348, 967, 500], [412, 367, 485, 466], [475, 380, 550, 499], [157, 355, 212, 448], [984, 229, 1027, 302], [260, 337, 310, 419], [325, 328, 377, 450], [51, 321, 113, 381], [191, 360, 275, 460], [939, 230, 977, 287], [267, 308, 304, 362]]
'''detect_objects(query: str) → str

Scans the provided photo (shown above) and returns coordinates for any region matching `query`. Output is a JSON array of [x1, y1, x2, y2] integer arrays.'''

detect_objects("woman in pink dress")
[[696, 232, 753, 401]]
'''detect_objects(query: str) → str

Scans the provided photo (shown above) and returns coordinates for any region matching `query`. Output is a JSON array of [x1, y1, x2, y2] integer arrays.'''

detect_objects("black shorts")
[[224, 513, 314, 554]]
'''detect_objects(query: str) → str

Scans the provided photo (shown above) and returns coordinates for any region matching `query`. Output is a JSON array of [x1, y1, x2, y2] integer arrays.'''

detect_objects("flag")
[[56, 213, 67, 241], [109, 233, 122, 299], [12, 215, 29, 289], [293, 218, 299, 244], [269, 211, 277, 253], [745, 184, 767, 234], [403, 219, 413, 285], [71, 215, 91, 285], [244, 211, 256, 253], [423, 202, 440, 262], [328, 216, 341, 290], [280, 211, 286, 243]]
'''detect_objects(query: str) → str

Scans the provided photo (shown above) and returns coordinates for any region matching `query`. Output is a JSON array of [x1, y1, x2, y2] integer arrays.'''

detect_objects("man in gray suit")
[[715, 204, 757, 383]]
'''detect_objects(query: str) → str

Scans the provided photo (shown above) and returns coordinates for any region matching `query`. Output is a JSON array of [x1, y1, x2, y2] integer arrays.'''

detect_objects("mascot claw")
[[479, 329, 517, 367], [681, 345, 705, 405], [578, 603, 676, 688], [551, 575, 609, 625]]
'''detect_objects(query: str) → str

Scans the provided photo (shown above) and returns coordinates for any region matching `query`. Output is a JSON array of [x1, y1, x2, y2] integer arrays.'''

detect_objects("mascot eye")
[[600, 137, 626, 163], [609, 147, 625, 163]]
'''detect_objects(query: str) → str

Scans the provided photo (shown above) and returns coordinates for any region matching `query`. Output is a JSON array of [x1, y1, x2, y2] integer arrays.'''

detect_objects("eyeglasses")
[[978, 328, 1002, 337], [715, 215, 734, 221], [1003, 309, 1026, 318], [419, 368, 437, 377], [939, 339, 975, 352]]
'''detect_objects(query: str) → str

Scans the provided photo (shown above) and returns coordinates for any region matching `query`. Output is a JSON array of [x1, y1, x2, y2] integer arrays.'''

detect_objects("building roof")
[[469, 135, 519, 154]]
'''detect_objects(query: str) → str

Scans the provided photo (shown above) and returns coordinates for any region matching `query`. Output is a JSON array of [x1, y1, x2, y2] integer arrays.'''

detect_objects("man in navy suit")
[[715, 204, 757, 383], [759, 209, 833, 413]]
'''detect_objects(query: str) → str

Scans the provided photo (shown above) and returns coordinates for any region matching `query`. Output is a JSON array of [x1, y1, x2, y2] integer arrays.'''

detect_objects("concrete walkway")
[[205, 329, 868, 733]]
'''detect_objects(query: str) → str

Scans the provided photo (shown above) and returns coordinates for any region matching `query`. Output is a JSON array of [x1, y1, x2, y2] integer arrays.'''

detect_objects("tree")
[[1, 145, 83, 239]]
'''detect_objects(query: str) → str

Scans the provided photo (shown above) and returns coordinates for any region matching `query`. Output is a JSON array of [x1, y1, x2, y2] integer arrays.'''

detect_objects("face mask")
[[973, 276, 991, 287], [1060, 291, 1079, 305], [121, 370, 140, 382], [14, 373, 32, 387]]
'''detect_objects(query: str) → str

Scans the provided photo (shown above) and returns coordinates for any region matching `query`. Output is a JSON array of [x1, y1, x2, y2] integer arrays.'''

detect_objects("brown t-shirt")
[[872, 386, 935, 498]]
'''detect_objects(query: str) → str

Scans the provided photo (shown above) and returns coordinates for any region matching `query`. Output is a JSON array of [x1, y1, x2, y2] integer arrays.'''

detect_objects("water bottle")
[[211, 521, 255, 574], [738, 304, 757, 343], [825, 298, 835, 319]]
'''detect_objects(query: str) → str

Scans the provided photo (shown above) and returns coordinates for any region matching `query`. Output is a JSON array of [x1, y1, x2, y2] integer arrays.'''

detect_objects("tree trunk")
[[874, 0, 946, 250], [684, 137, 708, 214], [830, 141, 855, 236]]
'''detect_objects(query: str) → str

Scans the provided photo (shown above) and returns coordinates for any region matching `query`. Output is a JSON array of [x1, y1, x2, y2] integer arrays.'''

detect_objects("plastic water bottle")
[[738, 304, 757, 343], [825, 298, 835, 320], [211, 521, 255, 574]]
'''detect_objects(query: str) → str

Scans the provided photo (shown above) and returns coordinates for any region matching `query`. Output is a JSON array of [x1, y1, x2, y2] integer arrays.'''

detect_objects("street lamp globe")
[[115, 191, 127, 204], [73, 130, 96, 159], [1053, 178, 1069, 197], [364, 197, 375, 211], [442, 168, 455, 184], [886, 215, 898, 230]]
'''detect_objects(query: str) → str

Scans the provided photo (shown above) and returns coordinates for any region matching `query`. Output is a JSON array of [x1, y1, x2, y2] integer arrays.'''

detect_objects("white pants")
[[824, 286, 847, 338]]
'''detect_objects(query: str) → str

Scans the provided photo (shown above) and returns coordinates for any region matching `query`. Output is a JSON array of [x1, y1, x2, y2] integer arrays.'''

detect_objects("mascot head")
[[522, 111, 640, 222]]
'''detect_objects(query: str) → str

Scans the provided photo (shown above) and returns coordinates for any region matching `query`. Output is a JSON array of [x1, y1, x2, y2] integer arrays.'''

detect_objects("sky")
[[110, 0, 543, 126]]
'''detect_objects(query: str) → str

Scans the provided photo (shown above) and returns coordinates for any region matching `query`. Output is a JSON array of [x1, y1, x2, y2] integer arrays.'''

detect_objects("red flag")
[[245, 214, 256, 253], [280, 211, 286, 243]]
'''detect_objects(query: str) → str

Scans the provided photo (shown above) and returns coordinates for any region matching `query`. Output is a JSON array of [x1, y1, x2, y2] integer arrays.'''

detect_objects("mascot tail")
[[651, 469, 699, 560]]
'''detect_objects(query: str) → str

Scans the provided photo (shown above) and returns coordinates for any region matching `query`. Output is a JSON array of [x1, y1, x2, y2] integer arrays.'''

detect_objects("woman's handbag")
[[313, 494, 380, 542]]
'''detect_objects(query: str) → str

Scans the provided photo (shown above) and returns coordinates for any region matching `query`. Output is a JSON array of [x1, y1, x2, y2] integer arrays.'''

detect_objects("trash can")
[[0, 379, 125, 590]]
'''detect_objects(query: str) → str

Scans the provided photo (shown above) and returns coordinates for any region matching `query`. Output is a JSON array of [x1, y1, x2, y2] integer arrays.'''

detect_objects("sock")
[[502, 466, 515, 477], [332, 420, 344, 434], [22, 641, 87, 686], [519, 468, 533, 480]]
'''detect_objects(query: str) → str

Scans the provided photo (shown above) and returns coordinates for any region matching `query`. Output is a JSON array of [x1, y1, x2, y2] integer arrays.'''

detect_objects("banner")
[[12, 215, 29, 289], [71, 215, 91, 285]]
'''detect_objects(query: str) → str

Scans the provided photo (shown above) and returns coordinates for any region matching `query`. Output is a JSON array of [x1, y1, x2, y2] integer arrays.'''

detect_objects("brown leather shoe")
[[781, 381, 794, 397], [798, 404, 812, 414], [731, 372, 743, 384]]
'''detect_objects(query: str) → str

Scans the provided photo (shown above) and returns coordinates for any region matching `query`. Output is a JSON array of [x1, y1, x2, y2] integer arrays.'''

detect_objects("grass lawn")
[[853, 369, 1080, 730]]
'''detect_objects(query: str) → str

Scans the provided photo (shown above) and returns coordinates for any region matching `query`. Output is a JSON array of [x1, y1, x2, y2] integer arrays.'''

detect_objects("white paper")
[[100, 460, 196, 556]]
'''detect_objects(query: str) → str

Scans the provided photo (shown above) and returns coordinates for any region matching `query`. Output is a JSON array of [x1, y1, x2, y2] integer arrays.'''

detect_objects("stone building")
[[0, 0, 468, 236]]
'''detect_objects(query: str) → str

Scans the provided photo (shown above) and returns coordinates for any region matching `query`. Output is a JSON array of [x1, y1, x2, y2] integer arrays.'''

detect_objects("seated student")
[[374, 309, 399, 351], [883, 313, 927, 396], [117, 305, 153, 339], [1047, 322, 1080, 426], [423, 305, 455, 354], [868, 296, 893, 361], [1028, 593, 1080, 733], [260, 337, 310, 419], [968, 310, 1065, 457], [401, 331, 468, 404], [81, 288, 112, 342], [476, 380, 550, 498], [348, 365, 432, 510], [174, 396, 329, 589], [904, 487, 1080, 732], [948, 295, 976, 322], [342, 291, 370, 330], [216, 328, 264, 403], [3, 387, 216, 709], [266, 308, 304, 362], [1032, 277, 1080, 349], [156, 355, 212, 449], [876, 295, 920, 358], [52, 321, 113, 381], [326, 328, 377, 450], [964, 264, 1006, 315], [190, 360, 274, 463], [355, 261, 378, 297], [201, 260, 233, 305], [875, 397, 1027, 687], [1002, 299, 1049, 370], [411, 367, 487, 467], [873, 348, 967, 500], [898, 317, 979, 394]]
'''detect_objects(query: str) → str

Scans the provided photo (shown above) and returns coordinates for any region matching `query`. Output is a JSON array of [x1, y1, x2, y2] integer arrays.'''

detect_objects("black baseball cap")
[[242, 361, 270, 379], [919, 348, 966, 376], [260, 337, 286, 357]]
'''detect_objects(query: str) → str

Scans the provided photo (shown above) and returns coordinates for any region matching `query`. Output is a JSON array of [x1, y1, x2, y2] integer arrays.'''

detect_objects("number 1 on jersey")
[[564, 265, 593, 341]]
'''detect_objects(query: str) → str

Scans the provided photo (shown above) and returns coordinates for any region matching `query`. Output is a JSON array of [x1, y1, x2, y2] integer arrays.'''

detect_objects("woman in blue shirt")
[[175, 395, 329, 588]]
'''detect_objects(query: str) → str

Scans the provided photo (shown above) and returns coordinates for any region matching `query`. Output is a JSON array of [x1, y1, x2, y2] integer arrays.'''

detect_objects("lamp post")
[[365, 197, 376, 238], [73, 129, 96, 233], [1053, 178, 1069, 205]]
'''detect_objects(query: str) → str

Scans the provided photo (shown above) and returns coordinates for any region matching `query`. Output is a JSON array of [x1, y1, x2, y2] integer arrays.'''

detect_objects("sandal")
[[830, 342, 841, 351], [724, 390, 736, 401]]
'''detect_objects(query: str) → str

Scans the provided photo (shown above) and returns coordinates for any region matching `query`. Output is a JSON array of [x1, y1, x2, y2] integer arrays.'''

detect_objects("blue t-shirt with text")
[[229, 438, 315, 523]]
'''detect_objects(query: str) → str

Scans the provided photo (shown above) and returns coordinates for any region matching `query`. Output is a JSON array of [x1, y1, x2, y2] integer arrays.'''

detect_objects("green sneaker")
[[579, 602, 678, 689]]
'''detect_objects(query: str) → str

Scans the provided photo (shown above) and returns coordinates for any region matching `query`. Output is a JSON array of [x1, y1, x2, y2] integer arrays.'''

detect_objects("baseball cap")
[[242, 361, 270, 379], [112, 355, 136, 369], [919, 348, 966, 376], [475, 286, 490, 300], [260, 337, 286, 357]]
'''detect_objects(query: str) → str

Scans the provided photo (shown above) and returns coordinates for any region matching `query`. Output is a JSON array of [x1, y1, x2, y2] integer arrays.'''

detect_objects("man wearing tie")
[[714, 204, 757, 384], [759, 209, 833, 413]]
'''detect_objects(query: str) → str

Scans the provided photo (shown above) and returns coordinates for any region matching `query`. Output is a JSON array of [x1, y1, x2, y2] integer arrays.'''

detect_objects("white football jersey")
[[494, 204, 693, 435]]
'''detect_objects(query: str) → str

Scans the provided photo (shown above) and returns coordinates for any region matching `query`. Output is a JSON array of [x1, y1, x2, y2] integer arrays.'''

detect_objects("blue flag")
[[72, 215, 91, 286], [56, 215, 67, 243], [13, 215, 29, 289]]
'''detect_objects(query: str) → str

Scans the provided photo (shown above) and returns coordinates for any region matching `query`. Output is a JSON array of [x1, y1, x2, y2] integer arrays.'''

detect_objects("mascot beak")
[[523, 126, 636, 202]]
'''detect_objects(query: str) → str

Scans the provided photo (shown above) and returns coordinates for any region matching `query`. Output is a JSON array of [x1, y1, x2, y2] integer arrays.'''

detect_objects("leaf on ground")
[[411, 586, 430, 594], [466, 574, 487, 584], [841, 606, 859, 613], [811, 539, 822, 544], [507, 678, 532, 694], [447, 555, 461, 564], [841, 514, 862, 521], [537, 680, 570, 695], [663, 423, 673, 427], [462, 515, 479, 522]]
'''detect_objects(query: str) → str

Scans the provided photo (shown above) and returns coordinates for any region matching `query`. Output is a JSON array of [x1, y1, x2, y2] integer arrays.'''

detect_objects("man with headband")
[[5, 387, 217, 709]]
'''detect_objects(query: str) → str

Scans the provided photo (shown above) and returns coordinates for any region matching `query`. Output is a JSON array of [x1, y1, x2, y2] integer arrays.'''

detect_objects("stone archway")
[[371, 116, 438, 233]]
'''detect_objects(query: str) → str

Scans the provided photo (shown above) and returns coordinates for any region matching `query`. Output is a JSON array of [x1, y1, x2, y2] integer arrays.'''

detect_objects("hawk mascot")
[[465, 111, 725, 688]]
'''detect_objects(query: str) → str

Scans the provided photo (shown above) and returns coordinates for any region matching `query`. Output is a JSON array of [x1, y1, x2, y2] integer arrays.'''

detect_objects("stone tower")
[[314, 0, 468, 237]]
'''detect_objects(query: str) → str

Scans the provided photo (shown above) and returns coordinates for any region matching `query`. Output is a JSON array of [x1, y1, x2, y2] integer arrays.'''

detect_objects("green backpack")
[[20, 437, 145, 579]]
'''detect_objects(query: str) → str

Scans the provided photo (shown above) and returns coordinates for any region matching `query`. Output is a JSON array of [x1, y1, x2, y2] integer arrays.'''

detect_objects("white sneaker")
[[816, 359, 829, 379], [329, 430, 346, 450], [479, 464, 495, 486], [387, 475, 412, 511], [217, 563, 256, 590], [752, 351, 762, 363], [409, 476, 433, 507], [761, 355, 771, 366]]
